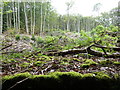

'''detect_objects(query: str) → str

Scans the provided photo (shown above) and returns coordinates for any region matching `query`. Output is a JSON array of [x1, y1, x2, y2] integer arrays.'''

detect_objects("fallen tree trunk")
[[87, 44, 120, 58], [46, 44, 120, 58], [92, 44, 120, 51], [47, 49, 87, 56]]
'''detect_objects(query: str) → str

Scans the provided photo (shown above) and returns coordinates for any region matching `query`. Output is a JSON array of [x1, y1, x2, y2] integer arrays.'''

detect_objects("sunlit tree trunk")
[[40, 1, 43, 35], [0, 2, 4, 34], [6, 13, 9, 29], [66, 1, 74, 31], [13, 2, 16, 29], [18, 1, 20, 33], [43, 6, 46, 32], [15, 2, 18, 33], [33, 1, 35, 35], [24, 2, 29, 34], [9, 13, 12, 28], [77, 19, 80, 33], [30, 3, 33, 35]]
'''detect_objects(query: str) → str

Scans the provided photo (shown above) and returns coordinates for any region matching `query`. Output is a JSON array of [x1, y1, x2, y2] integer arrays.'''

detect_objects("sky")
[[51, 0, 120, 16]]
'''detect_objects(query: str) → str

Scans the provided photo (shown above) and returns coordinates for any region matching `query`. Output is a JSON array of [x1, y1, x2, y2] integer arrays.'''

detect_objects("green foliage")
[[91, 25, 118, 47], [22, 36, 30, 41], [78, 30, 93, 46], [31, 34, 36, 41], [44, 36, 58, 44], [36, 36, 44, 44], [15, 34, 20, 41]]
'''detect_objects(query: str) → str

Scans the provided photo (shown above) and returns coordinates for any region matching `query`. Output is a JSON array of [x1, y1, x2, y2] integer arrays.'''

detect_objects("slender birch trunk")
[[24, 2, 29, 34], [43, 6, 46, 32], [15, 2, 18, 32], [33, 1, 35, 35], [13, 2, 16, 29], [18, 1, 20, 33], [40, 1, 43, 35], [77, 19, 80, 33], [6, 13, 9, 29], [30, 3, 33, 35], [0, 2, 3, 34], [9, 13, 12, 28]]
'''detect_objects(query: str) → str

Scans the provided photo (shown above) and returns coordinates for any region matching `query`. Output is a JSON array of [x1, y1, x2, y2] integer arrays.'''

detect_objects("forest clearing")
[[1, 0, 120, 90]]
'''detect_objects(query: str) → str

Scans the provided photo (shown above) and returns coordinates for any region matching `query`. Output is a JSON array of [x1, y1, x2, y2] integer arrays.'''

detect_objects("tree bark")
[[24, 2, 29, 34], [46, 44, 120, 58], [0, 2, 3, 34]]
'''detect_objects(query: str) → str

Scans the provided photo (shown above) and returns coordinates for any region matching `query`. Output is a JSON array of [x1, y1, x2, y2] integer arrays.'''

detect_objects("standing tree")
[[18, 1, 20, 32], [24, 2, 29, 34], [66, 0, 74, 31], [40, 0, 43, 35], [33, 0, 36, 34], [93, 3, 102, 16], [0, 2, 4, 34]]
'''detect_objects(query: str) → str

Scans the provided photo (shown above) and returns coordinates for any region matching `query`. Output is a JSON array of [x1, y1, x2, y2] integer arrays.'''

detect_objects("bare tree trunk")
[[9, 13, 12, 29], [18, 1, 20, 33], [30, 3, 33, 35], [6, 13, 9, 29], [40, 1, 43, 35], [15, 2, 18, 33], [43, 8, 46, 32], [66, 4, 70, 31], [77, 19, 80, 33], [0, 2, 3, 34], [13, 2, 16, 29], [33, 1, 36, 35], [24, 2, 29, 34]]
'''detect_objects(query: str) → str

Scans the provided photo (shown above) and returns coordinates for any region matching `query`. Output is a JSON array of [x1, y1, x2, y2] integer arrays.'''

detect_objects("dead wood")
[[0, 44, 13, 51], [46, 44, 120, 58], [87, 44, 120, 58]]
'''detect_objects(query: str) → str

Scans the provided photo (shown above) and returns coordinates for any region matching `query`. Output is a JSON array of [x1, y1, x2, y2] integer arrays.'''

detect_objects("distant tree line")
[[0, 1, 119, 35]]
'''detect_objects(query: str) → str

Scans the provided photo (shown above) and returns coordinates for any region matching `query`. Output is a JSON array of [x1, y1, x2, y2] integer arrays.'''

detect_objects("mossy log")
[[2, 72, 120, 90]]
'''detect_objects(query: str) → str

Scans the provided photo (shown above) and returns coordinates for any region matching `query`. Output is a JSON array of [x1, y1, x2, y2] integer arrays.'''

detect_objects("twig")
[[1, 51, 23, 54], [7, 77, 29, 90], [0, 44, 12, 51]]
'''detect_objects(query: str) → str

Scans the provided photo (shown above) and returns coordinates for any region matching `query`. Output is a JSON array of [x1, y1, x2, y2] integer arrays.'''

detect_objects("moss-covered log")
[[2, 72, 120, 90]]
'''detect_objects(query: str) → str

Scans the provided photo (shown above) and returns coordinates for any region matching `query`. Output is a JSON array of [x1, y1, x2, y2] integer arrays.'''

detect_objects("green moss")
[[113, 62, 120, 66], [94, 72, 111, 79], [20, 62, 30, 68], [62, 58, 70, 62], [34, 61, 45, 66], [83, 73, 94, 78], [85, 59, 98, 65], [40, 56, 51, 61], [73, 58, 80, 62], [50, 72, 82, 78], [80, 59, 98, 68], [99, 60, 113, 66], [3, 72, 31, 81], [2, 72, 120, 89], [80, 64, 90, 68]]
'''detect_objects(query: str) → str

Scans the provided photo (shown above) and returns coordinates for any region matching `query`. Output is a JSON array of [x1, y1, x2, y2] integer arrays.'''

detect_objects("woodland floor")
[[1, 32, 120, 77]]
